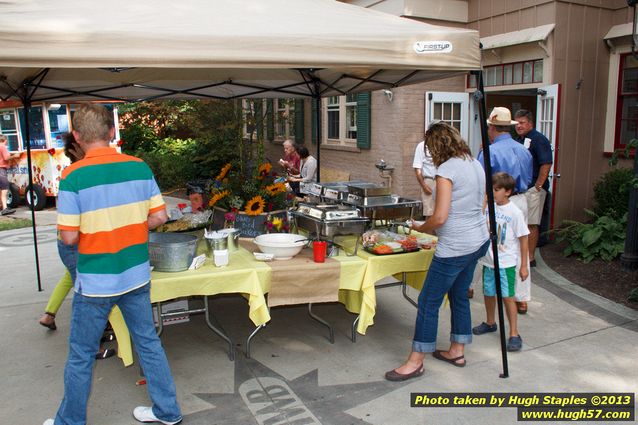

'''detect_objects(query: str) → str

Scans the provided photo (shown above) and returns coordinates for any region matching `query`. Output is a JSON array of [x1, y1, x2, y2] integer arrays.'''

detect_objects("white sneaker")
[[133, 406, 182, 424], [43, 420, 54, 425]]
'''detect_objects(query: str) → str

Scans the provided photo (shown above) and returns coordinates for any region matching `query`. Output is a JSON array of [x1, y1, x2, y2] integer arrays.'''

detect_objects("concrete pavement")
[[0, 202, 636, 425]]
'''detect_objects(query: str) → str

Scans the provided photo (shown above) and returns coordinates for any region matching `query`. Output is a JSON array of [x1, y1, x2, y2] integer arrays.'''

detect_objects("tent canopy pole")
[[472, 69, 509, 378]]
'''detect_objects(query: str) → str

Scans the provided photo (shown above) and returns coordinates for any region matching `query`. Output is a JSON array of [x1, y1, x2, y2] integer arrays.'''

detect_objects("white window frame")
[[322, 94, 357, 147]]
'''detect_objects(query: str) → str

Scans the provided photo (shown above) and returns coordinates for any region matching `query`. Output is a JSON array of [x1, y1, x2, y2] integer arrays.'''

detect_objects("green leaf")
[[582, 228, 603, 247]]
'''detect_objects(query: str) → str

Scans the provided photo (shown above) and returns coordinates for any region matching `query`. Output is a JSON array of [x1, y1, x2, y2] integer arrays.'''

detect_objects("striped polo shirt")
[[57, 147, 165, 297]]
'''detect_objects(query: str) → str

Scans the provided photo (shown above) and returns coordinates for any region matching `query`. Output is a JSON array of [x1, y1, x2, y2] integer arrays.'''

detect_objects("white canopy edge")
[[0, 0, 480, 101]]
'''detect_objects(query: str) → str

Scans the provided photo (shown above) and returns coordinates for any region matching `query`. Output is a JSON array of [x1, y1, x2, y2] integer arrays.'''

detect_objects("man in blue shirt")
[[514, 109, 553, 269], [478, 107, 533, 195], [478, 107, 533, 315]]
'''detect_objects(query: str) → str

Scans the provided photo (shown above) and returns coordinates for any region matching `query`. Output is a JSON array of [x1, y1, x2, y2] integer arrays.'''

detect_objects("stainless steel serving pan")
[[346, 182, 391, 197]]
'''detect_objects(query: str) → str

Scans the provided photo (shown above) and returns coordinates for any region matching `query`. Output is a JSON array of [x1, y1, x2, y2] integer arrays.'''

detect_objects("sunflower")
[[265, 182, 286, 196], [258, 162, 272, 176], [244, 195, 266, 216], [215, 163, 232, 181], [208, 190, 230, 207]]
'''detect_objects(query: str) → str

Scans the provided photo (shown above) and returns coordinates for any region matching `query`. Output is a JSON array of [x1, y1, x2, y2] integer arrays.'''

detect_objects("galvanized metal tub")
[[149, 232, 198, 272]]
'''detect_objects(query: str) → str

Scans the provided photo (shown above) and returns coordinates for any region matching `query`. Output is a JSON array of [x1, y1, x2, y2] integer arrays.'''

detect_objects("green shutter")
[[255, 101, 263, 141], [356, 92, 371, 149], [266, 99, 274, 141], [294, 99, 304, 144], [311, 98, 318, 145]]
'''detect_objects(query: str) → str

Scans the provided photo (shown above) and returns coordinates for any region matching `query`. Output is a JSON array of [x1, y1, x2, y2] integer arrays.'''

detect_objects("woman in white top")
[[287, 146, 317, 195]]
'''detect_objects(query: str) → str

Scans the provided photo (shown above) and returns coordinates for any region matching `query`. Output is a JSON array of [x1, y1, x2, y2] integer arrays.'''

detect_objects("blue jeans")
[[412, 240, 490, 353], [55, 284, 181, 425], [57, 239, 78, 283]]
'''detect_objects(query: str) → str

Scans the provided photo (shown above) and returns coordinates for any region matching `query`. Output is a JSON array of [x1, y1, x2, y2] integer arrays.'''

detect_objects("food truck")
[[0, 102, 120, 210]]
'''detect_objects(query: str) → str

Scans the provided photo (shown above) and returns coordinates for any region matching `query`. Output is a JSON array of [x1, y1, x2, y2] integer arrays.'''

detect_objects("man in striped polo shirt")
[[45, 104, 181, 425]]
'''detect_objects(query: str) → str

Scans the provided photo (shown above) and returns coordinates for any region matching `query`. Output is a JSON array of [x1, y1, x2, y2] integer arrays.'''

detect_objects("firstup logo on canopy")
[[413, 41, 453, 54]]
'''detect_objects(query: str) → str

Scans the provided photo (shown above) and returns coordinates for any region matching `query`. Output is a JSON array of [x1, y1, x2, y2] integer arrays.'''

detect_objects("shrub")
[[555, 210, 627, 263], [592, 168, 634, 219], [137, 149, 196, 191]]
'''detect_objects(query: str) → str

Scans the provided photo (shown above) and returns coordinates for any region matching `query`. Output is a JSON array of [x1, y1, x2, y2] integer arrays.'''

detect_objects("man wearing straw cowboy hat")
[[478, 107, 533, 315]]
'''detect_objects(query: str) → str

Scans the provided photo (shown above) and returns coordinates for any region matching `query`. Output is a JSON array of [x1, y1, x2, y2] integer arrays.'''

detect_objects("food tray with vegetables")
[[361, 230, 421, 255]]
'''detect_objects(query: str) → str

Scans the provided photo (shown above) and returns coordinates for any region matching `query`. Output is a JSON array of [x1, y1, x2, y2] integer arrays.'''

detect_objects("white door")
[[425, 92, 470, 145], [536, 84, 560, 193]]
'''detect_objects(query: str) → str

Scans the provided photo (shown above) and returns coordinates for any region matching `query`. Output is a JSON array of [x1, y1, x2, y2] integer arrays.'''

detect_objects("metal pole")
[[22, 99, 43, 291], [472, 70, 509, 378], [313, 79, 321, 182], [620, 150, 638, 269]]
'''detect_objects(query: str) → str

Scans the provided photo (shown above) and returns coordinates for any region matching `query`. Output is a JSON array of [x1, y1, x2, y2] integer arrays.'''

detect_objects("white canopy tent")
[[0, 0, 512, 376], [0, 0, 480, 101]]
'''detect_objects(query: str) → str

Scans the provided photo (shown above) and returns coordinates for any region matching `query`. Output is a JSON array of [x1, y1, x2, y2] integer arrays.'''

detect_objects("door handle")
[[555, 173, 561, 179]]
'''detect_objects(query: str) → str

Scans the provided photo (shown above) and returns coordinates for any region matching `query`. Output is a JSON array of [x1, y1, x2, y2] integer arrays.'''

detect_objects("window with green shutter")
[[356, 92, 370, 149], [320, 92, 370, 148]]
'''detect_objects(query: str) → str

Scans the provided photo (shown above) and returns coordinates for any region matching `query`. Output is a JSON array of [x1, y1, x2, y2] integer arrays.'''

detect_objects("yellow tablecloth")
[[111, 243, 368, 366], [337, 232, 435, 334]]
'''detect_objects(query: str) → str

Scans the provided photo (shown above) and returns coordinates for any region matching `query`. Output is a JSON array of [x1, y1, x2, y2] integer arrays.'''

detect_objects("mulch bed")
[[540, 241, 638, 311]]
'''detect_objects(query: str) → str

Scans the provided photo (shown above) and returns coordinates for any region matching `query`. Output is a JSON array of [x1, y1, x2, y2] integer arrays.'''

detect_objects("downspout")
[[313, 79, 322, 182]]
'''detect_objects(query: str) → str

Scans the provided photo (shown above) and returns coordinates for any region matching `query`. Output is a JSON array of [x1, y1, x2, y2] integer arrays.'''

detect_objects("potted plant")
[[208, 162, 294, 236]]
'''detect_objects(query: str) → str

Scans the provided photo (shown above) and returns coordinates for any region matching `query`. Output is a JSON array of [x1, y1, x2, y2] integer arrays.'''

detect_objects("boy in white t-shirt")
[[472, 172, 529, 352]]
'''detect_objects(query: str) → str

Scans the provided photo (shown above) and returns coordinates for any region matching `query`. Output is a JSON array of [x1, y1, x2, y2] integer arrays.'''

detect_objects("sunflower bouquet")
[[208, 161, 292, 216]]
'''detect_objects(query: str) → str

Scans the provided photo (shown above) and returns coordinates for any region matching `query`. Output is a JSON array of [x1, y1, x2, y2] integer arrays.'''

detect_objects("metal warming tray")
[[346, 182, 391, 197], [343, 195, 422, 221], [291, 203, 369, 238]]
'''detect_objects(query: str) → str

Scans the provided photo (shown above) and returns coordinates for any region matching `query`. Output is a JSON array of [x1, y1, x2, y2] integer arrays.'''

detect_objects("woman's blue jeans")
[[412, 240, 490, 353], [54, 284, 181, 425]]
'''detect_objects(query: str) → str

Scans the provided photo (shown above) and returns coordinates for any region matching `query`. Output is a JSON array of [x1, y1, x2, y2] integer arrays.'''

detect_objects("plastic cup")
[[313, 241, 327, 263]]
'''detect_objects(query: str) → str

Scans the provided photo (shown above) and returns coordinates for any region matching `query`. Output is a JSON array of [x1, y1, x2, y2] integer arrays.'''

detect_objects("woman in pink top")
[[0, 135, 19, 215]]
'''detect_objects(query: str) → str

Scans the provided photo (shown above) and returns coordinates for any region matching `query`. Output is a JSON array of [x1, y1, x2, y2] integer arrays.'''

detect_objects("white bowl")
[[253, 233, 307, 260]]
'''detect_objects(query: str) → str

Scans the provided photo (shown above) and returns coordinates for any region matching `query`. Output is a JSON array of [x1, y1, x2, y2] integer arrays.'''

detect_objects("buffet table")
[[110, 242, 369, 365], [336, 230, 436, 339], [110, 231, 435, 365]]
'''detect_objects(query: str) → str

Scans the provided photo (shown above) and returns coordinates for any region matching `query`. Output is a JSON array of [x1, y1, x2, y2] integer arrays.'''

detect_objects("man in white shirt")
[[412, 141, 436, 219]]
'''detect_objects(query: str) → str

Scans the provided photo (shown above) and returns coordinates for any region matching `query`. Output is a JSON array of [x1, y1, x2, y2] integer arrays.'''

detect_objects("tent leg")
[[472, 70, 509, 379], [22, 100, 44, 292], [313, 80, 321, 182]]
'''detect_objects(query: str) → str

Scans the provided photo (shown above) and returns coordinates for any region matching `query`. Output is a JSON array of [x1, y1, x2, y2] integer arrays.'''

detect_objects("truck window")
[[18, 106, 47, 149], [48, 104, 70, 148], [0, 109, 20, 151]]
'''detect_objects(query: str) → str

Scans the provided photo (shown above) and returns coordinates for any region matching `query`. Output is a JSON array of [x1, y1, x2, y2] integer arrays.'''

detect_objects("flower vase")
[[211, 206, 287, 238]]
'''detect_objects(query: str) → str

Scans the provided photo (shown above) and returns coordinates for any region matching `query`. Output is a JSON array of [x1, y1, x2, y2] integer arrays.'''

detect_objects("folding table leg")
[[203, 296, 235, 361], [245, 324, 266, 359], [308, 303, 334, 344], [401, 272, 418, 308], [155, 302, 164, 337], [351, 316, 360, 343]]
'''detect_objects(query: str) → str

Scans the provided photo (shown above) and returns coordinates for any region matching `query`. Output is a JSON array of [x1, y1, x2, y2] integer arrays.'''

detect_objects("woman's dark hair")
[[63, 133, 83, 163], [424, 121, 471, 166], [296, 145, 310, 159]]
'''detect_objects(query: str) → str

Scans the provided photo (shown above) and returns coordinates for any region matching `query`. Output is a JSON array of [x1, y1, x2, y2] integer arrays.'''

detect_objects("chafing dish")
[[342, 195, 422, 223], [346, 182, 392, 197], [290, 203, 369, 239]]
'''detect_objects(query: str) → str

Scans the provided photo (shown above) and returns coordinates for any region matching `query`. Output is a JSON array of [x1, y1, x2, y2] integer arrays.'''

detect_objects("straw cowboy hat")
[[486, 107, 518, 126]]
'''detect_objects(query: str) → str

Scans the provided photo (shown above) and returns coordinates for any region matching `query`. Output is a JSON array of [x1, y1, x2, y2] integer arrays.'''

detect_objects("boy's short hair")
[[72, 103, 114, 143], [493, 172, 516, 192]]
